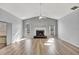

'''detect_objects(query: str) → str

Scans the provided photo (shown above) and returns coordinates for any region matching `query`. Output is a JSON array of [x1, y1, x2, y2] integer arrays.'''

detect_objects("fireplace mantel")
[[34, 27, 46, 36], [34, 27, 47, 38]]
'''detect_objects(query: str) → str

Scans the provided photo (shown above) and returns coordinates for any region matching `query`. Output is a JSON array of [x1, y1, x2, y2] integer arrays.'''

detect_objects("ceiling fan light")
[[39, 16, 43, 19]]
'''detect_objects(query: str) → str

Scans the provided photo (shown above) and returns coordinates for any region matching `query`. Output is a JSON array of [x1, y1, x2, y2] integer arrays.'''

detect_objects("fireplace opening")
[[36, 30, 44, 36], [34, 30, 47, 38]]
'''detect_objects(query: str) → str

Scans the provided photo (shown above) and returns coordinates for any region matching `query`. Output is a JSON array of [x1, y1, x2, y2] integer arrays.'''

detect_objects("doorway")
[[0, 21, 12, 49], [0, 22, 7, 48]]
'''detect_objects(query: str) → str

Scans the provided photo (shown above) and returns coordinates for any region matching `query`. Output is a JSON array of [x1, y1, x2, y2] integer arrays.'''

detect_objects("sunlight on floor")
[[44, 38, 55, 46], [16, 38, 25, 42], [47, 38, 54, 43], [24, 38, 33, 54], [13, 38, 29, 43], [44, 38, 56, 54], [44, 43, 52, 45]]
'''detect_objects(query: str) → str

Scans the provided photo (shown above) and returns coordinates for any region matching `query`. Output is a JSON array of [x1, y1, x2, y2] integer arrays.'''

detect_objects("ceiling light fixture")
[[39, 3, 43, 19]]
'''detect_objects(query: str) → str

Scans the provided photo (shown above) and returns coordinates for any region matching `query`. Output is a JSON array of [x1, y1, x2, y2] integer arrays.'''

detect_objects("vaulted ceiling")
[[0, 3, 79, 20]]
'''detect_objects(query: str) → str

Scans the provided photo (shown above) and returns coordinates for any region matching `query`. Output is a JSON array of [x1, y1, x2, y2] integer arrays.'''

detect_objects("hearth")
[[34, 30, 47, 38]]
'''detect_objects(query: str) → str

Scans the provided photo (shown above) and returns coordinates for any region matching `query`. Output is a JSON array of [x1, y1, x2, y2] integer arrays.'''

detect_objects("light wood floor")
[[0, 38, 79, 55], [0, 43, 6, 49]]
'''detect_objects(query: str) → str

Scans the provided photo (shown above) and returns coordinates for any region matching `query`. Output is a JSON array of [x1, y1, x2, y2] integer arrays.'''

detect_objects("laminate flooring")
[[0, 38, 79, 55]]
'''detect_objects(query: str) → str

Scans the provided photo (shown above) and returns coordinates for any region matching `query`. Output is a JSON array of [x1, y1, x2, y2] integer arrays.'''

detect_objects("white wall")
[[58, 9, 79, 47], [23, 16, 57, 38], [0, 8, 22, 45]]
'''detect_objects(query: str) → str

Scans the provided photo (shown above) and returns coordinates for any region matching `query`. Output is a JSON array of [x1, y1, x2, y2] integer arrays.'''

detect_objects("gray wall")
[[23, 16, 57, 38], [58, 9, 79, 47], [6, 23, 12, 45], [0, 8, 22, 45]]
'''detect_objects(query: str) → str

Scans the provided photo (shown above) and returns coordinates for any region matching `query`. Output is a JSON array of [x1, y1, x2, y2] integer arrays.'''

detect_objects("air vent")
[[71, 6, 79, 10]]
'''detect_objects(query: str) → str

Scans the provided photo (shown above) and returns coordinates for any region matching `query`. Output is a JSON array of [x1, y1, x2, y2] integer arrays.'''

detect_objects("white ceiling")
[[0, 3, 79, 19]]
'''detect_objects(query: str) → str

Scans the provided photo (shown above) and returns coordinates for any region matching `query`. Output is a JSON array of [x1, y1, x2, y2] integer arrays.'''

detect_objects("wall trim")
[[59, 37, 79, 48]]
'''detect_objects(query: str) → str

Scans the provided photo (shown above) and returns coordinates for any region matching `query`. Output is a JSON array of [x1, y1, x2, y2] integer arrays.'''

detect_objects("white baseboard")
[[59, 37, 79, 48]]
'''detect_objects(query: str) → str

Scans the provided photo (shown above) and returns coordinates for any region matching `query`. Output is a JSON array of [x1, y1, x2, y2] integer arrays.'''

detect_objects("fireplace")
[[36, 30, 44, 36], [34, 30, 47, 38]]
